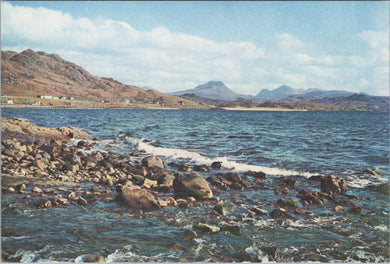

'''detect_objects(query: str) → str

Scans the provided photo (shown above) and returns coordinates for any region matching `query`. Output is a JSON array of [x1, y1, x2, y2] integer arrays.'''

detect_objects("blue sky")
[[2, 1, 389, 95]]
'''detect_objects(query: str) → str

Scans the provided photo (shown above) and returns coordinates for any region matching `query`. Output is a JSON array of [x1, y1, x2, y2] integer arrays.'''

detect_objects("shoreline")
[[2, 105, 303, 111], [221, 106, 308, 111]]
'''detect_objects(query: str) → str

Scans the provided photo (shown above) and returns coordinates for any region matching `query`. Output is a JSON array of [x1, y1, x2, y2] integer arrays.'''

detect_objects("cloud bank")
[[1, 2, 389, 95]]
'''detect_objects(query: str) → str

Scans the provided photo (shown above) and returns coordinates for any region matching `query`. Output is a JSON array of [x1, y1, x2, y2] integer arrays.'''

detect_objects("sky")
[[1, 1, 389, 96]]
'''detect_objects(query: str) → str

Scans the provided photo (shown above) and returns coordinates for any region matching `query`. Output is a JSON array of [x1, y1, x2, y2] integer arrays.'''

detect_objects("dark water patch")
[[227, 135, 254, 139]]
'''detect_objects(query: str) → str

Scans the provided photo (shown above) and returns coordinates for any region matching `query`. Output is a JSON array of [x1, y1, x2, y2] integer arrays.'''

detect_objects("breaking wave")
[[124, 136, 315, 177]]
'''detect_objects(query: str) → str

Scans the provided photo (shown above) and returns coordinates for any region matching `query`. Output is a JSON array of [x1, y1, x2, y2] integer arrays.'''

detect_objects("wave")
[[124, 136, 315, 177]]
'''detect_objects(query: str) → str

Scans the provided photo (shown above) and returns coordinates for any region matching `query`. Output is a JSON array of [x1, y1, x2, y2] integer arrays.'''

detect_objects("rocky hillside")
[[1, 49, 198, 107]]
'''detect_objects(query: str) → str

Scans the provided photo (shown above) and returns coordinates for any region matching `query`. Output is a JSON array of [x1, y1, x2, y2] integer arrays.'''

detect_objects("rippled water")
[[2, 109, 389, 262]]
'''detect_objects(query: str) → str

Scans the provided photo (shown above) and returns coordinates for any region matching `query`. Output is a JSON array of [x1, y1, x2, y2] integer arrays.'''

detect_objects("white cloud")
[[1, 2, 388, 96], [275, 33, 306, 51], [1, 2, 268, 93], [358, 30, 388, 49]]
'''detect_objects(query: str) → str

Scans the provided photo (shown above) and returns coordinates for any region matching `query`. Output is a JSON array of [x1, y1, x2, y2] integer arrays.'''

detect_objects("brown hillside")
[[1, 49, 198, 107]]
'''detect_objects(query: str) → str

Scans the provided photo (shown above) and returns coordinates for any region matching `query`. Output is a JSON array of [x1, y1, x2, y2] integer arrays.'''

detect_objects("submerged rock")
[[183, 229, 198, 241], [83, 255, 105, 263], [270, 208, 291, 219], [214, 204, 229, 216], [297, 189, 324, 205], [277, 198, 300, 208], [193, 164, 212, 172], [280, 177, 300, 188], [211, 161, 222, 169], [37, 199, 52, 208], [321, 175, 348, 194], [348, 205, 363, 215], [173, 173, 213, 200], [274, 187, 290, 195], [196, 223, 220, 233], [244, 171, 266, 179]]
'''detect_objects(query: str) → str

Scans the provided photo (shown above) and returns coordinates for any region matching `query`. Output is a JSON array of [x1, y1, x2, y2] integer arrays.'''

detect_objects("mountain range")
[[172, 82, 358, 102], [172, 81, 389, 112]]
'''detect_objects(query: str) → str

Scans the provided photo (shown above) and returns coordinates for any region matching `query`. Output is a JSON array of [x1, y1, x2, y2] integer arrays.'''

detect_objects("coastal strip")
[[221, 106, 308, 111]]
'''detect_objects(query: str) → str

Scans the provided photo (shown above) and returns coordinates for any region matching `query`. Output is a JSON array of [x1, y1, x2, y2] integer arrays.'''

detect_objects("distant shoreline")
[[1, 105, 382, 112], [1, 105, 307, 111], [221, 107, 308, 112]]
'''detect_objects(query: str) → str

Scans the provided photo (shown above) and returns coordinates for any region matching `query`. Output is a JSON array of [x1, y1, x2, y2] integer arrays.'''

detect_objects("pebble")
[[250, 207, 269, 216], [187, 197, 197, 203], [32, 187, 42, 193], [334, 205, 344, 212], [68, 192, 77, 200], [158, 199, 168, 208], [165, 197, 177, 207], [295, 208, 314, 215], [58, 198, 69, 205], [44, 188, 55, 194]]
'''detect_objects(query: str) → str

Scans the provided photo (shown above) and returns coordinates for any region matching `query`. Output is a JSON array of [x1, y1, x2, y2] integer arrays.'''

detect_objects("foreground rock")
[[1, 117, 93, 141], [116, 181, 159, 211], [321, 175, 348, 194], [173, 173, 213, 200], [141, 156, 165, 169]]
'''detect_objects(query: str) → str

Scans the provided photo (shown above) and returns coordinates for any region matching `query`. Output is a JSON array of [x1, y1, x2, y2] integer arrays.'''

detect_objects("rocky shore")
[[2, 117, 380, 262]]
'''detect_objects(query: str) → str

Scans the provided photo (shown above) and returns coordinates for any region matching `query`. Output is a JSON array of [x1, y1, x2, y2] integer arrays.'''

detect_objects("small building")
[[39, 95, 53, 99], [5, 99, 14, 104], [38, 95, 59, 100], [59, 96, 67, 100], [29, 101, 40, 106], [68, 96, 74, 100], [178, 101, 185, 106]]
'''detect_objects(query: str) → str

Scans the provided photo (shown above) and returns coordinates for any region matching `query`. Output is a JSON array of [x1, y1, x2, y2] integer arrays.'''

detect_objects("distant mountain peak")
[[170, 80, 248, 101], [275, 85, 293, 92]]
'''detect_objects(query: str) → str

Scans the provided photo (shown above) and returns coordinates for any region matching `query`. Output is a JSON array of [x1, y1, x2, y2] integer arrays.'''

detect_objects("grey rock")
[[173, 173, 213, 200]]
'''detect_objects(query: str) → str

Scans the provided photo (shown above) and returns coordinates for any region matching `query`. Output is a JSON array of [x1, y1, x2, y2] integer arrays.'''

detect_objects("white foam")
[[345, 175, 388, 188], [125, 136, 313, 177], [124, 136, 390, 188], [373, 224, 389, 232]]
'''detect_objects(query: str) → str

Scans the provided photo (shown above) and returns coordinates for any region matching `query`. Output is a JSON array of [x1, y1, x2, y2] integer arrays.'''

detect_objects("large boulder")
[[117, 181, 159, 210], [173, 173, 213, 200], [321, 175, 348, 194], [141, 156, 165, 169]]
